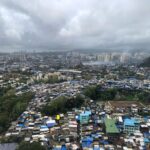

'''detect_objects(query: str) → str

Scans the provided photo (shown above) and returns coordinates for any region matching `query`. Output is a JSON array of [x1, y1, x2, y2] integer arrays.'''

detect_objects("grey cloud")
[[0, 0, 150, 52]]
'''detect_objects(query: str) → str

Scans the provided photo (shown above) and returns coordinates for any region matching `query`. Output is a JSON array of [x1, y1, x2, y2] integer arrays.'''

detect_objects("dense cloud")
[[0, 0, 150, 52]]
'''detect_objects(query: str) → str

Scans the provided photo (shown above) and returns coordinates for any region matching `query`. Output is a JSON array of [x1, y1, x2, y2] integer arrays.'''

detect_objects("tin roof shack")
[[68, 121, 78, 133], [53, 144, 68, 150], [81, 124, 94, 137], [68, 120, 78, 142], [140, 124, 149, 133], [104, 118, 119, 143], [40, 125, 49, 133], [93, 144, 101, 150], [46, 120, 56, 128], [123, 130, 150, 150], [67, 112, 75, 120], [123, 118, 140, 135]]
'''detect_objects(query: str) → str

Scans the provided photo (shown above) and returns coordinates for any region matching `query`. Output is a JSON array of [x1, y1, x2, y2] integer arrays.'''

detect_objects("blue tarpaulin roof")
[[82, 137, 93, 148], [144, 116, 150, 122], [82, 137, 93, 142], [84, 111, 92, 115], [144, 132, 150, 137], [124, 118, 135, 126], [18, 118, 25, 122], [144, 138, 150, 143], [40, 125, 48, 129], [61, 145, 67, 150], [100, 140, 109, 145], [18, 124, 24, 127], [80, 111, 91, 116], [46, 122, 56, 128]]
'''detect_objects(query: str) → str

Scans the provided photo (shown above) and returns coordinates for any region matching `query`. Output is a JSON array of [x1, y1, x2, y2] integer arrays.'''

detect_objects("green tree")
[[0, 87, 34, 133], [42, 95, 84, 116]]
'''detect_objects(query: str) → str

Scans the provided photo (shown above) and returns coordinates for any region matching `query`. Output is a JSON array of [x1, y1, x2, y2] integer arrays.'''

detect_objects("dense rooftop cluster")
[[0, 52, 149, 150], [4, 99, 150, 150]]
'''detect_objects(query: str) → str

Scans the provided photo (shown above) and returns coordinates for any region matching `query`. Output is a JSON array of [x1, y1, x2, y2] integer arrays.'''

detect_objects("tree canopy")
[[0, 87, 34, 133], [42, 95, 84, 116], [84, 85, 150, 102]]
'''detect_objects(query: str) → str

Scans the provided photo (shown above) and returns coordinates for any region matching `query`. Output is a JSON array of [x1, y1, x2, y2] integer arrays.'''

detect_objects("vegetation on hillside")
[[42, 95, 84, 116], [84, 85, 150, 102], [0, 87, 34, 134]]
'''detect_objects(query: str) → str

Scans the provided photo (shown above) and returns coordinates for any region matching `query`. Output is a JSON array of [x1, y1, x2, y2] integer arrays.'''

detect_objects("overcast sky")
[[0, 0, 150, 52]]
